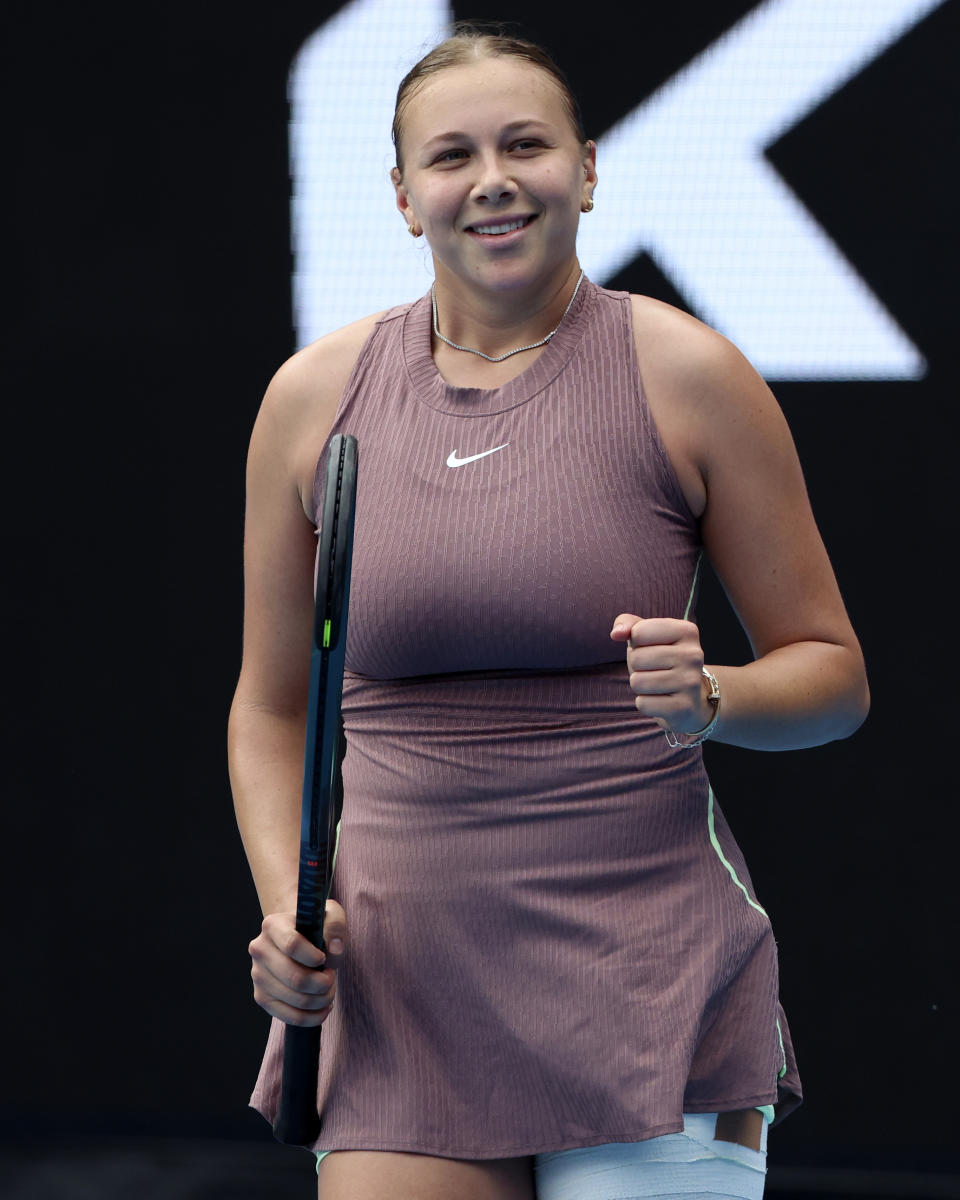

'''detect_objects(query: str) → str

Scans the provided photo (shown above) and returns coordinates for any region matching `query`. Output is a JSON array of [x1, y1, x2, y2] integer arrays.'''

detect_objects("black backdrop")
[[5, 0, 957, 1186]]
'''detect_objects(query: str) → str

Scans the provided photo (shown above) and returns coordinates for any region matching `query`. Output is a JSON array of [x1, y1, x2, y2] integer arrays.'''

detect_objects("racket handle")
[[273, 1024, 322, 1144]]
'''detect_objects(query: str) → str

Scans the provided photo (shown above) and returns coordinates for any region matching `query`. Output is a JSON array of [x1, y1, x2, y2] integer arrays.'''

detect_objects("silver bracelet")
[[663, 667, 721, 749]]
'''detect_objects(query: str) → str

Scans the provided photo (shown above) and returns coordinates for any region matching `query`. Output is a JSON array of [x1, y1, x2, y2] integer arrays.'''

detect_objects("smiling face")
[[392, 56, 596, 304]]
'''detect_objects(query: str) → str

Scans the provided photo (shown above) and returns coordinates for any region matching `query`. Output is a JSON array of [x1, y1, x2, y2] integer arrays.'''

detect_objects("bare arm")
[[229, 357, 331, 916], [228, 314, 379, 1021], [611, 296, 869, 752]]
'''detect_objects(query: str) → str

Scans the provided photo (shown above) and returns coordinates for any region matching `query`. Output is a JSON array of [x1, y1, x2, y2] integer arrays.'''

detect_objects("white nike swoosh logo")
[[446, 443, 510, 468]]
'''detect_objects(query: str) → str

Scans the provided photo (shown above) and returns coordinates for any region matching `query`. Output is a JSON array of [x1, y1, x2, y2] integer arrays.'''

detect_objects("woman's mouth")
[[466, 215, 536, 238]]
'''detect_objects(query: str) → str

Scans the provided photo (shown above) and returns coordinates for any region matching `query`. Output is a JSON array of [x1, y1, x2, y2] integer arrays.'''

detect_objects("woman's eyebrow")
[[421, 131, 471, 151]]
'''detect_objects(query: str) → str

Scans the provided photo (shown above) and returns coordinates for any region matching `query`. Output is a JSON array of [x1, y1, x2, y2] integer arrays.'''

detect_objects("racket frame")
[[273, 433, 357, 1146]]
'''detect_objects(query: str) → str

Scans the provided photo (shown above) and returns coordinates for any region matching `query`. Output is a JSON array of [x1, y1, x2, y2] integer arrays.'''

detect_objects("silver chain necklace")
[[431, 271, 585, 363]]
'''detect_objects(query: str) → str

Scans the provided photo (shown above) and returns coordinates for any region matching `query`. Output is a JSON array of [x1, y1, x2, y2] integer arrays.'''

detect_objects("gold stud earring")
[[408, 224, 421, 237], [581, 198, 594, 213]]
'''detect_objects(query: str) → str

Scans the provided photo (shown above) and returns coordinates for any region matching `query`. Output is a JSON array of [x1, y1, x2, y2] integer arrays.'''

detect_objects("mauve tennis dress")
[[250, 280, 802, 1157]]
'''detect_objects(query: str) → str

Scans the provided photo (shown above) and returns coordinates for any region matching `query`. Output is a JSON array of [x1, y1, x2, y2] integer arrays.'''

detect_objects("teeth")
[[473, 218, 527, 235]]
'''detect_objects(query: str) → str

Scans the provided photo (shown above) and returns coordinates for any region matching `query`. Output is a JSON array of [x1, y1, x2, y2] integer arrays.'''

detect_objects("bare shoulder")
[[627, 294, 792, 516], [628, 293, 771, 414], [257, 310, 386, 438], [252, 310, 386, 513]]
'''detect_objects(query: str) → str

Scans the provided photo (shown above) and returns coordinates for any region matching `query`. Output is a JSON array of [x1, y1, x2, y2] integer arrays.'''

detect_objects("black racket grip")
[[274, 1025, 322, 1144]]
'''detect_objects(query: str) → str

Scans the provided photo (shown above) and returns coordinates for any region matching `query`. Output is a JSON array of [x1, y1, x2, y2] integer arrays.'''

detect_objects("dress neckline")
[[402, 277, 594, 416]]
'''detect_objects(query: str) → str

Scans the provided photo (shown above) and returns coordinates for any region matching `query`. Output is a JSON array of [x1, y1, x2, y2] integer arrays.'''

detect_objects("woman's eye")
[[435, 149, 467, 164], [511, 140, 542, 152]]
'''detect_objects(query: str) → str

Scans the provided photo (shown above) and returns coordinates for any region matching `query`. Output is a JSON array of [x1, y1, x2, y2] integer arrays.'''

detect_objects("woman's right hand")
[[248, 899, 348, 1026]]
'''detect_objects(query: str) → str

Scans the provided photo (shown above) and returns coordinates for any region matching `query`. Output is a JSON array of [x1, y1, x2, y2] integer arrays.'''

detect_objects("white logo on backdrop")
[[288, 0, 449, 347], [290, 0, 941, 379]]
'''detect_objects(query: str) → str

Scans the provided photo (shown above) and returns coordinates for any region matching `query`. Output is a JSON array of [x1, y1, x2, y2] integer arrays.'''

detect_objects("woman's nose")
[[471, 155, 519, 204]]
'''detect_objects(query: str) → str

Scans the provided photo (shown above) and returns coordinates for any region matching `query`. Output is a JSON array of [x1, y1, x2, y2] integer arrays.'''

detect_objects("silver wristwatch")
[[664, 667, 721, 749]]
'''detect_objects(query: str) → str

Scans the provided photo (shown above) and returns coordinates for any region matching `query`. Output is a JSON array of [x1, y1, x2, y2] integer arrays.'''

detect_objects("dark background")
[[4, 1, 957, 1196]]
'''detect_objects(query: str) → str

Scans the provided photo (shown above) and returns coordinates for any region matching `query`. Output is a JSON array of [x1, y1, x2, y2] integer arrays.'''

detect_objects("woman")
[[229, 27, 869, 1200]]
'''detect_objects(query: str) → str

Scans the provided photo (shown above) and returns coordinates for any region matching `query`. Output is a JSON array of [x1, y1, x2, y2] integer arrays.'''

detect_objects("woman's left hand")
[[610, 613, 714, 734]]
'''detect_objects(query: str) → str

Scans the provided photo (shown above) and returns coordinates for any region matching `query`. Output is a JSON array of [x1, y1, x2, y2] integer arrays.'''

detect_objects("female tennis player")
[[229, 25, 869, 1200]]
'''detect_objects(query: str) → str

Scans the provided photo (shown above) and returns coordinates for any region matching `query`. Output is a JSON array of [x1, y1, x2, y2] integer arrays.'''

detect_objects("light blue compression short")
[[316, 1110, 769, 1198]]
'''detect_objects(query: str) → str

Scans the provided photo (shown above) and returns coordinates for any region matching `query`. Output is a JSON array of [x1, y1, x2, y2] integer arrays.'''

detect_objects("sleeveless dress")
[[250, 280, 802, 1157]]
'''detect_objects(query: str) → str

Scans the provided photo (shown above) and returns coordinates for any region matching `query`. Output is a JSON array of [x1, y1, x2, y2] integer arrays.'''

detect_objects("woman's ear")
[[581, 141, 598, 211], [392, 168, 422, 238], [392, 167, 411, 218], [584, 140, 598, 186]]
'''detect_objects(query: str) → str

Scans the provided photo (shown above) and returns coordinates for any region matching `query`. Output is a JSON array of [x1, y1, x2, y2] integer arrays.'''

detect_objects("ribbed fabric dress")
[[250, 279, 802, 1157]]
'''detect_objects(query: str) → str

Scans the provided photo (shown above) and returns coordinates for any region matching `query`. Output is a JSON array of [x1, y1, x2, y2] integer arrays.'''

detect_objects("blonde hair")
[[392, 23, 587, 173]]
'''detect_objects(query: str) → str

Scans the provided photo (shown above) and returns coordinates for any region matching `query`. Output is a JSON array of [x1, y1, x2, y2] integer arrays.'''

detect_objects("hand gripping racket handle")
[[273, 434, 357, 1146]]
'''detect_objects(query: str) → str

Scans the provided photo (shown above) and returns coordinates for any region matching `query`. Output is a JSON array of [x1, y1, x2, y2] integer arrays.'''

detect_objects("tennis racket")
[[273, 433, 358, 1146]]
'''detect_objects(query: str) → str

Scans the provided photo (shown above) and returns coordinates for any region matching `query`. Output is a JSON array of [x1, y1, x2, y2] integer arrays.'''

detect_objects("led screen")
[[289, 0, 942, 379]]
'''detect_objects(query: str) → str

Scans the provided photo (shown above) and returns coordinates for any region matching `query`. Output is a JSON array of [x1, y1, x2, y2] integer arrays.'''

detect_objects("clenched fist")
[[610, 614, 715, 735]]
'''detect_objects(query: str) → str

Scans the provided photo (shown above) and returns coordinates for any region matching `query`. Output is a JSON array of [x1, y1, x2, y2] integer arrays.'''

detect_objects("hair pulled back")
[[392, 22, 587, 173]]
